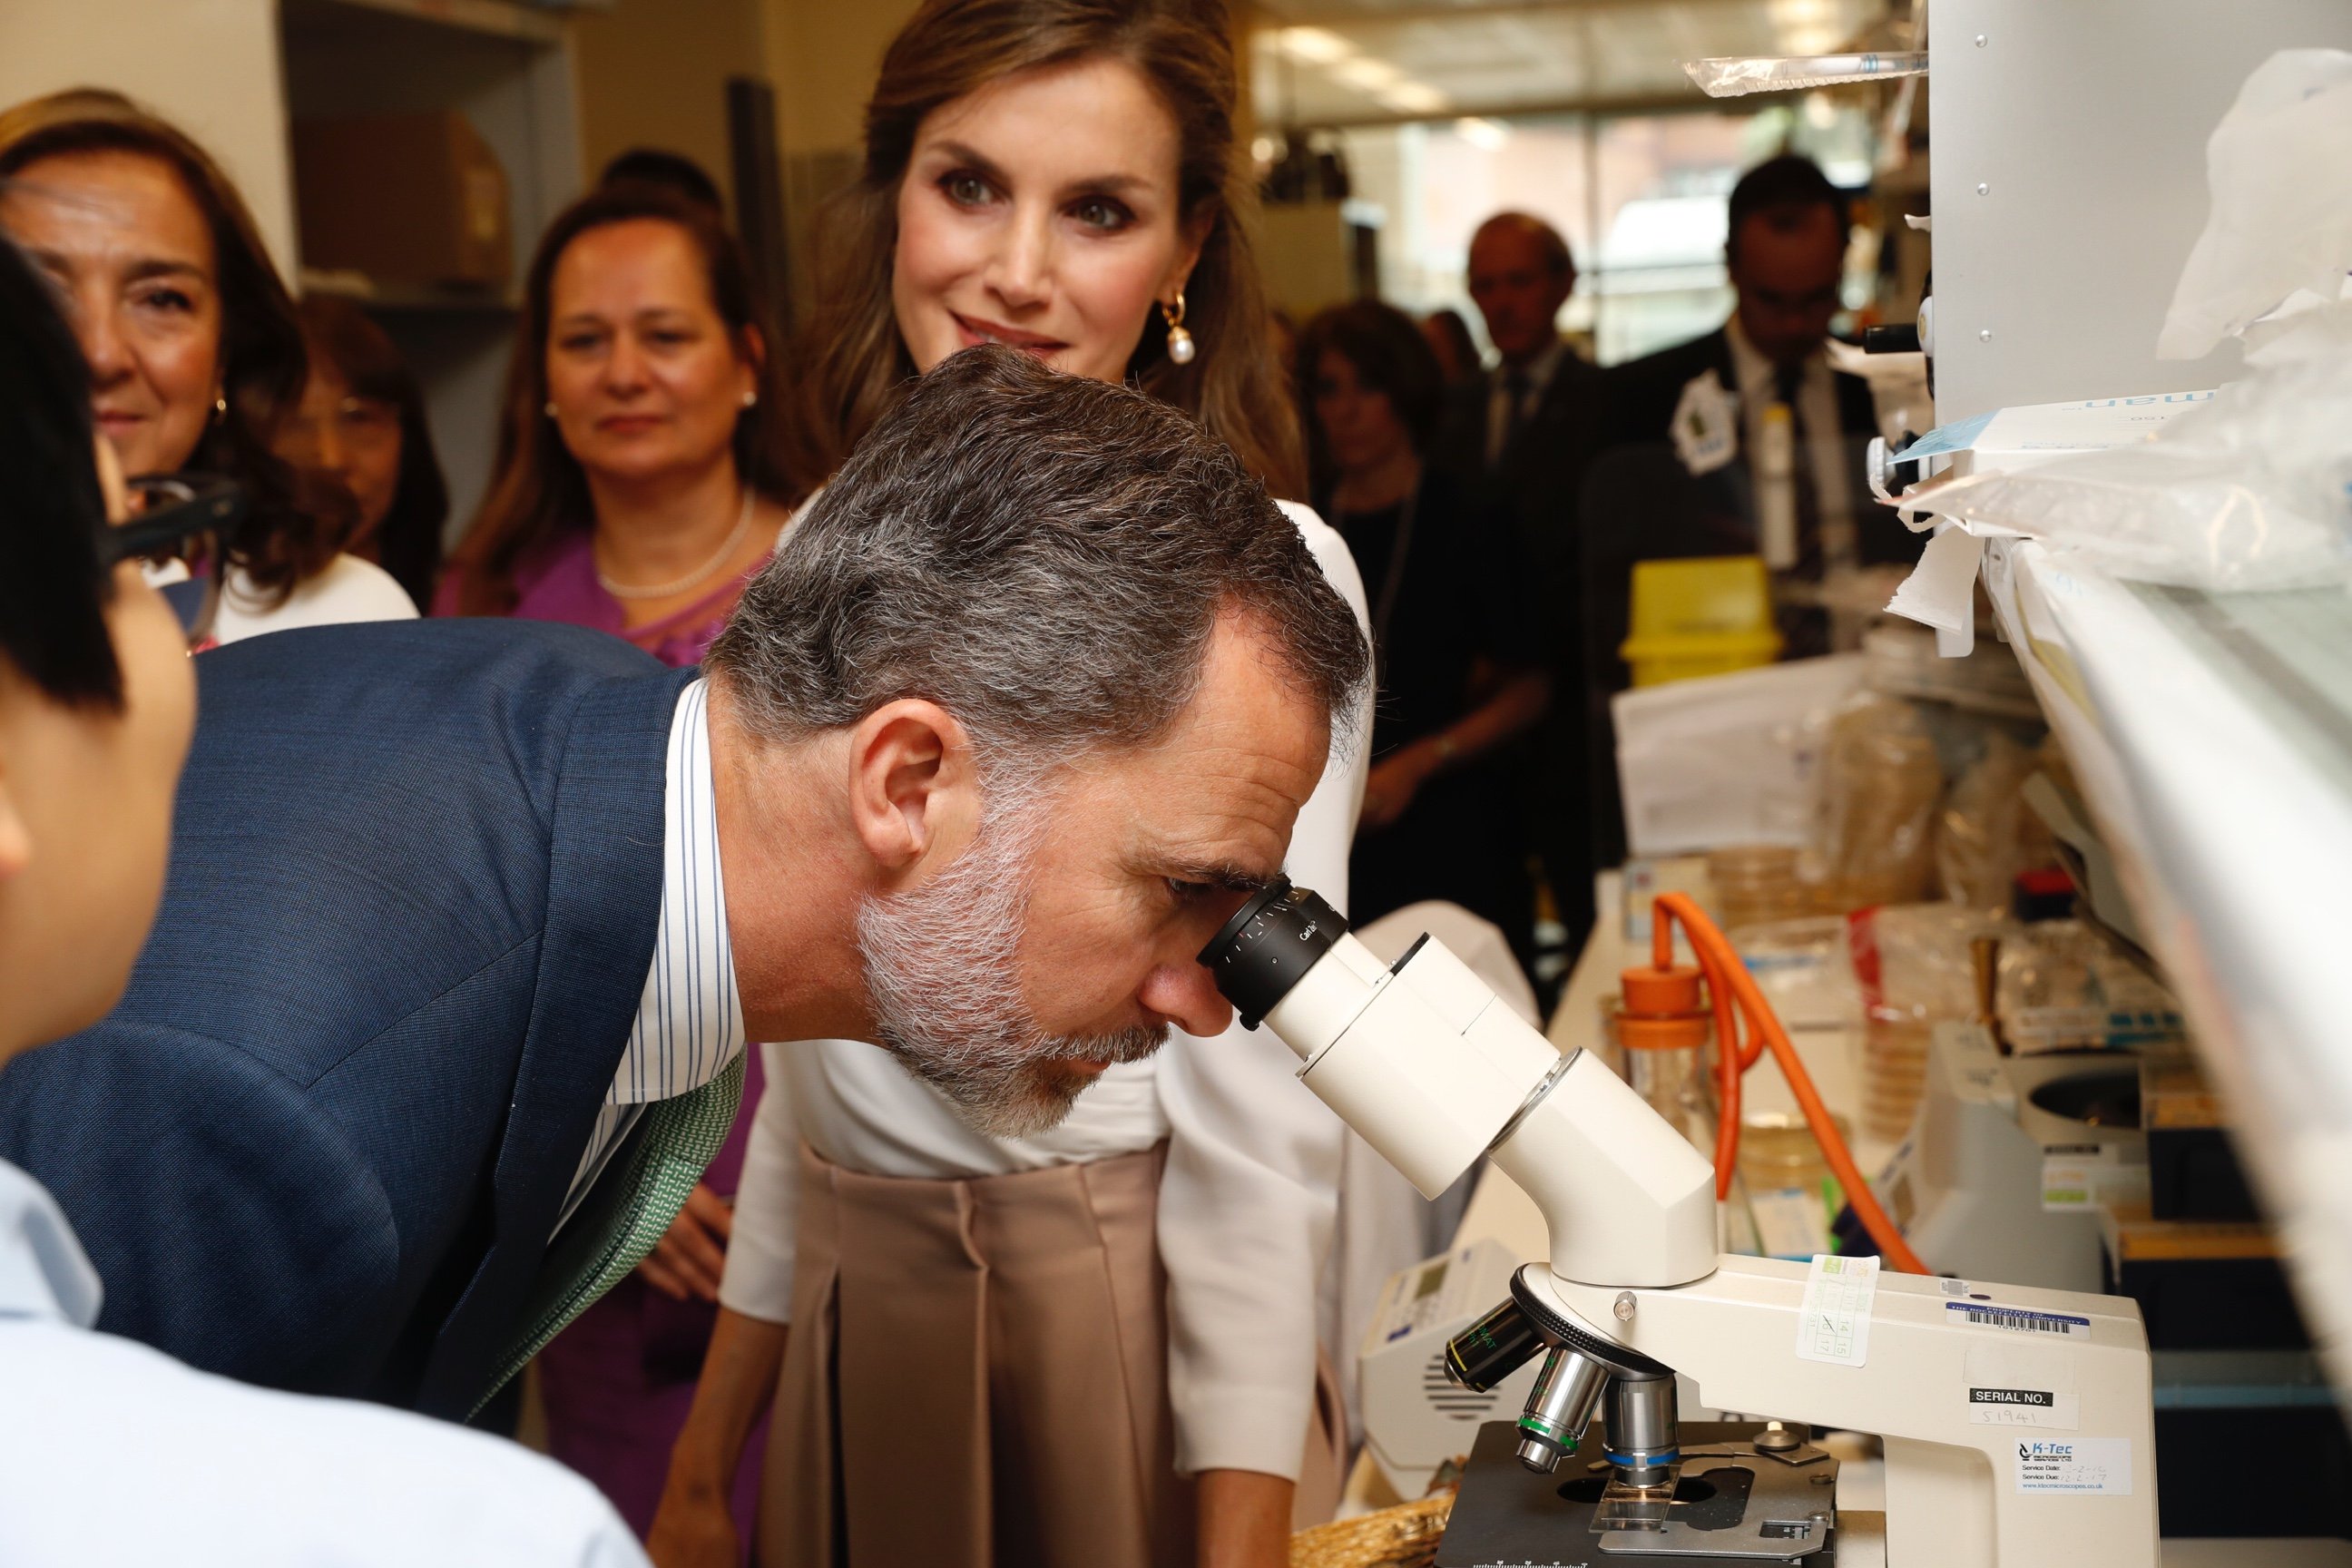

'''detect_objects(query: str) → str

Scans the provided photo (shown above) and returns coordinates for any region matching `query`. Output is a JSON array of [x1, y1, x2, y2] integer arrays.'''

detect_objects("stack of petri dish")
[[1706, 845, 1813, 933]]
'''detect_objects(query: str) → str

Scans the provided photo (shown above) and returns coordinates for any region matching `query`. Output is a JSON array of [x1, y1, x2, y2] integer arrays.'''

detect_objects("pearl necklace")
[[596, 485, 757, 602]]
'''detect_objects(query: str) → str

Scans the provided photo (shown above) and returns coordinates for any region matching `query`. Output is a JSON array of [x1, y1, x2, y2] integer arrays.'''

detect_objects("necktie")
[[468, 1051, 746, 1418], [1773, 363, 1828, 657], [1494, 366, 1533, 467]]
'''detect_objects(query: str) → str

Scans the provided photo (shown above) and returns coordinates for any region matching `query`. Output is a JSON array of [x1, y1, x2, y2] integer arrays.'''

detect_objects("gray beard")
[[856, 793, 1167, 1138]]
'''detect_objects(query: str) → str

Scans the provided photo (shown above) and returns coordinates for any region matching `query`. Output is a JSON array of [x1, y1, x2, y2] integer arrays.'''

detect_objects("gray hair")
[[708, 345, 1368, 769]]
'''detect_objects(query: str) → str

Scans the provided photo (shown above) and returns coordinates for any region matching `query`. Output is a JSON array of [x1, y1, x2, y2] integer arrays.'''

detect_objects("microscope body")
[[1204, 885, 2161, 1567]]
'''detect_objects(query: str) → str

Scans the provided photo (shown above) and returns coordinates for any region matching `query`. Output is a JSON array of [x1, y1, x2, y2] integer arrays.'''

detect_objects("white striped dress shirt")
[[557, 678, 749, 1233]]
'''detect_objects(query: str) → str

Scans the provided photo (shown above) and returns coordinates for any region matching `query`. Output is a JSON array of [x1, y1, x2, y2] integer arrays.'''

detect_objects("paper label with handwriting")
[[1795, 1253, 1877, 1367]]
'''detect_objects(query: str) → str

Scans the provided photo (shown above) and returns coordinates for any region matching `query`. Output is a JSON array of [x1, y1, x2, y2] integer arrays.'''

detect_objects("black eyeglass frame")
[[103, 473, 248, 648]]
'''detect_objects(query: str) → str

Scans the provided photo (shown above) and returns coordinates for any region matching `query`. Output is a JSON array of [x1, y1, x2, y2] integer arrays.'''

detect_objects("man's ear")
[[844, 699, 979, 879]]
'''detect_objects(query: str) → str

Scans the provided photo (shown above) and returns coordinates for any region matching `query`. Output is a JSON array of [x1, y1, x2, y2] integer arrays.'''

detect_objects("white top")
[[720, 499, 1373, 1479], [1722, 315, 1859, 565], [561, 679, 750, 1232], [209, 553, 418, 644], [0, 1160, 646, 1567]]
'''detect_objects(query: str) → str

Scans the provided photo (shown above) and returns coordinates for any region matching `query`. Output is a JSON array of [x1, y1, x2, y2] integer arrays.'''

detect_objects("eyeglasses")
[[103, 474, 248, 651]]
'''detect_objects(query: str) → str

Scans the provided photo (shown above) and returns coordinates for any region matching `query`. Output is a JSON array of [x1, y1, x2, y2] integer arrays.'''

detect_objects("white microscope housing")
[[1200, 881, 2160, 1568]]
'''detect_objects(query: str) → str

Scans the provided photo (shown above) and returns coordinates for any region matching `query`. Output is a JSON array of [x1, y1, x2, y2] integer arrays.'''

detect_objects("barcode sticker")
[[1796, 1254, 1878, 1367], [1948, 1301, 2091, 1338]]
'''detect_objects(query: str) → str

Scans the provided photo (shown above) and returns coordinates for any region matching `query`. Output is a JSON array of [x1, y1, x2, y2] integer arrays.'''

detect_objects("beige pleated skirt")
[[754, 1142, 1344, 1568]]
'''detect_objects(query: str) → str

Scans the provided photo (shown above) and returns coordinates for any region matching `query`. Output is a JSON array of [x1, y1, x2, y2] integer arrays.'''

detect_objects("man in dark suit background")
[[0, 347, 1369, 1427], [1578, 155, 1922, 866], [1436, 211, 1608, 954]]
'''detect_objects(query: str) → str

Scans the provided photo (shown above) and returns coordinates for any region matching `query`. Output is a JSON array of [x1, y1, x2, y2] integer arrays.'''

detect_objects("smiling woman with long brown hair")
[[644, 8, 1371, 1568], [437, 180, 797, 662], [777, 0, 1302, 500]]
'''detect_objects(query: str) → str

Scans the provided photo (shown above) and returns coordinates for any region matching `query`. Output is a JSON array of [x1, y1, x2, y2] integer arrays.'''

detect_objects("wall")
[[572, 0, 766, 207], [0, 0, 296, 270]]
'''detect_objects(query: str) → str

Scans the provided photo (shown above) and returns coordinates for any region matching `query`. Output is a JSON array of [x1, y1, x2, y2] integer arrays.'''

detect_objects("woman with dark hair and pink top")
[[437, 178, 800, 1543]]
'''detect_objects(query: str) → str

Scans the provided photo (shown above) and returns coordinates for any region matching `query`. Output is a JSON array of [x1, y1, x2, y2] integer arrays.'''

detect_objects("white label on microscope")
[[1947, 1300, 2091, 1338], [2014, 1436, 2132, 1495], [1965, 1344, 2080, 1430], [1794, 1253, 1877, 1367]]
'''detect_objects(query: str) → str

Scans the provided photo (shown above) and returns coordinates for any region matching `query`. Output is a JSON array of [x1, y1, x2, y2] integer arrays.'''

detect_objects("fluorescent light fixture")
[[1279, 25, 1354, 64], [1381, 81, 1453, 114], [1453, 116, 1510, 150], [1332, 55, 1405, 92], [1769, 0, 1837, 24]]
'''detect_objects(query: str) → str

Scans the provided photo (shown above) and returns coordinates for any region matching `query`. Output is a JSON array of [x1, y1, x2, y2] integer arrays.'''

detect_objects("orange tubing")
[[1650, 893, 1929, 1276]]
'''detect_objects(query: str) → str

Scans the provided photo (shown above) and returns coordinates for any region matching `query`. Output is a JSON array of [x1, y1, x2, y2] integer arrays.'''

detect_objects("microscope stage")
[[1436, 1421, 1847, 1566]]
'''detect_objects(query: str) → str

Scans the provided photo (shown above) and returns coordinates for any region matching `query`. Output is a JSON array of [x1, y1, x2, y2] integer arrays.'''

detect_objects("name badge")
[[1671, 368, 1739, 476]]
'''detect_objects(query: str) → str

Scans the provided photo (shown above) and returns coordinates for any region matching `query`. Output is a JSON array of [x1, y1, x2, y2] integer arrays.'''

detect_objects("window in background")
[[1332, 93, 1879, 368]]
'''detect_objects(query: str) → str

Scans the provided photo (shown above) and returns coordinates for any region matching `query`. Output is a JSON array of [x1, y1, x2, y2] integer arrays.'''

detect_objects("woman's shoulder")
[[1273, 498, 1369, 622], [213, 555, 419, 644], [306, 554, 421, 618]]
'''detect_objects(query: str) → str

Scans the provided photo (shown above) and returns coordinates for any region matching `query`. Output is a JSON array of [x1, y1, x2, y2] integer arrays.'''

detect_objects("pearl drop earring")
[[1161, 292, 1195, 366]]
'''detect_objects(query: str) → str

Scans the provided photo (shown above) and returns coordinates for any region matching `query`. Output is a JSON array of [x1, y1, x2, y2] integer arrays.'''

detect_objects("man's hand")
[[1197, 1468, 1294, 1568], [637, 1182, 733, 1302]]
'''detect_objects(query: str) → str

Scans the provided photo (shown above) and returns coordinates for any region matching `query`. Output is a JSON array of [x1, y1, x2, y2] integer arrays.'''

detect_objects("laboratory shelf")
[[1982, 539, 2352, 1391]]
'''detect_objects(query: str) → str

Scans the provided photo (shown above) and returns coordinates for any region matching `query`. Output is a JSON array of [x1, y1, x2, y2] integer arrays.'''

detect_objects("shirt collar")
[[1724, 312, 1825, 401], [1495, 337, 1567, 394], [614, 677, 748, 1106], [0, 1159, 102, 1326]]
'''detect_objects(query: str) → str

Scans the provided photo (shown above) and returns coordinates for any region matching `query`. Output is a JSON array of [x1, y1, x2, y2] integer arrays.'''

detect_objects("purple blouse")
[[493, 528, 751, 668]]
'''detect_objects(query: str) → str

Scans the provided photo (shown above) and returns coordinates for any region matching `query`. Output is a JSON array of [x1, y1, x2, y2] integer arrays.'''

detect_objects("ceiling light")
[[1769, 0, 1837, 24], [1454, 116, 1510, 150], [1279, 26, 1354, 65], [1332, 55, 1405, 93], [1380, 82, 1452, 115]]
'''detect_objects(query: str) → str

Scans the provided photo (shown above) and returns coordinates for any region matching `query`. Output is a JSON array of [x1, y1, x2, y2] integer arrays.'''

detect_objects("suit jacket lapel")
[[415, 663, 697, 1418]]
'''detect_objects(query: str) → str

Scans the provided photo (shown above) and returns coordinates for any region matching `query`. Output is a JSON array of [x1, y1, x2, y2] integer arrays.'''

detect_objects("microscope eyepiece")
[[1197, 877, 1346, 1030]]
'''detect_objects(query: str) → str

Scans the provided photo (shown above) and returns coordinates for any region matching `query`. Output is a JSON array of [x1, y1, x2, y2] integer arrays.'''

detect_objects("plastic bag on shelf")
[[1996, 919, 2186, 1054], [1893, 50, 2352, 594], [2158, 48, 2352, 362], [1899, 305, 2352, 592]]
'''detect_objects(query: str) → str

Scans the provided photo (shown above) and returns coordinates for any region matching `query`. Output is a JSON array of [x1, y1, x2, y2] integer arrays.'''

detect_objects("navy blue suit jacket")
[[0, 621, 695, 1418]]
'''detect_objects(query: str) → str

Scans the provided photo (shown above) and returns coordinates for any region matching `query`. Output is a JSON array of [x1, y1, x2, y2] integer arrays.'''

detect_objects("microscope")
[[1202, 882, 2158, 1567]]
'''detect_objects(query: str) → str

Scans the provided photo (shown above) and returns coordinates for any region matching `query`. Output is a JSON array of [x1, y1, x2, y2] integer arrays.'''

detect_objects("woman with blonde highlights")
[[649, 5, 1370, 1568]]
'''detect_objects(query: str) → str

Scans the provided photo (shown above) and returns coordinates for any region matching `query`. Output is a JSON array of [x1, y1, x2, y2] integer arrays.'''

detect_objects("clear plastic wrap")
[[2158, 48, 2352, 362], [1936, 730, 2041, 913], [1847, 903, 2004, 1143], [1897, 48, 2352, 593], [1808, 696, 1943, 913], [1683, 52, 1927, 98], [1996, 920, 2186, 1054]]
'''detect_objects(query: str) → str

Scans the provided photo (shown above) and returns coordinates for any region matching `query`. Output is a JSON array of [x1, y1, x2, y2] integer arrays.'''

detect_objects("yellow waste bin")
[[1617, 555, 1783, 688]]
